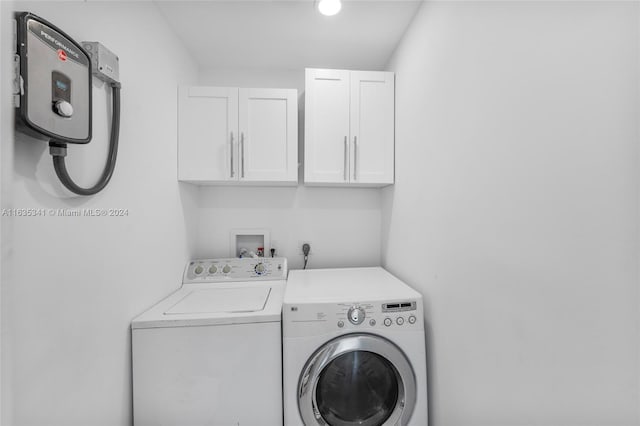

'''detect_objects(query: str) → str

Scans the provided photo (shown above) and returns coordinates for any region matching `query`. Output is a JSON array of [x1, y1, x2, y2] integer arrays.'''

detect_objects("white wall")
[[194, 186, 382, 269], [195, 69, 382, 269], [382, 1, 639, 425], [4, 2, 199, 425], [200, 67, 304, 92]]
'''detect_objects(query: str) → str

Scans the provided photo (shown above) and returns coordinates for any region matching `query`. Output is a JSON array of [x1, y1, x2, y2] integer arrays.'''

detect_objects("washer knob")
[[347, 306, 366, 325], [255, 263, 266, 275], [194, 265, 204, 275], [383, 318, 392, 327], [396, 317, 405, 326], [208, 265, 218, 274], [222, 264, 231, 274], [408, 315, 417, 324]]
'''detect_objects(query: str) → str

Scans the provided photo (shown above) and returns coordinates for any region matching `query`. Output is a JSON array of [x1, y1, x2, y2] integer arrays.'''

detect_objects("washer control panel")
[[183, 257, 287, 283]]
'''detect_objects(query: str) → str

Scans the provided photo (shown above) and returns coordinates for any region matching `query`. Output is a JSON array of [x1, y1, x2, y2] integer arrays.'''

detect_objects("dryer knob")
[[347, 306, 366, 325], [194, 265, 204, 275], [255, 263, 266, 274], [222, 264, 231, 274]]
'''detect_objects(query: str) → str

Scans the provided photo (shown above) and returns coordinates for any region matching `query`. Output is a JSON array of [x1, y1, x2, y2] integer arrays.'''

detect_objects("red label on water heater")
[[57, 49, 67, 62]]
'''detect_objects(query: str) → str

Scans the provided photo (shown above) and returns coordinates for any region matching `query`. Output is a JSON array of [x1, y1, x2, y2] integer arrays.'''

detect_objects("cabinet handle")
[[241, 132, 245, 178], [343, 136, 348, 181], [230, 132, 234, 178], [353, 136, 358, 181]]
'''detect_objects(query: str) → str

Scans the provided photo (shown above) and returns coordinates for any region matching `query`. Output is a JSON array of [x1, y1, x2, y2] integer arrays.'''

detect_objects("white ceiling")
[[153, 0, 423, 72]]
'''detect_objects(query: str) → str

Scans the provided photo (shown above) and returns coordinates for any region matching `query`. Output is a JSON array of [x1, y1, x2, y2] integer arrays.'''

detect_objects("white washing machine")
[[131, 257, 287, 426], [283, 267, 428, 426]]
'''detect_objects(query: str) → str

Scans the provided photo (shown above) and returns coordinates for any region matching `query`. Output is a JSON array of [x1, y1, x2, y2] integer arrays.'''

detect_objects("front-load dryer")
[[283, 267, 428, 426], [131, 257, 287, 426]]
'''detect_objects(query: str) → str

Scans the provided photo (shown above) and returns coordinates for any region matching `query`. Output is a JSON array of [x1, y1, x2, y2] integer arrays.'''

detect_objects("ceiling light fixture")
[[317, 0, 342, 16]]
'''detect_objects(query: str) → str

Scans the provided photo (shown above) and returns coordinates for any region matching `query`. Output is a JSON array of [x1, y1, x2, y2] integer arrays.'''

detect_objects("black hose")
[[49, 83, 121, 196]]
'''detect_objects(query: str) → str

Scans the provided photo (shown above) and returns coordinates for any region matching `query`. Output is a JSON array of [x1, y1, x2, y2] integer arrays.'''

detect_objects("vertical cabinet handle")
[[230, 132, 234, 178], [241, 132, 245, 178], [343, 136, 348, 181], [353, 136, 358, 181]]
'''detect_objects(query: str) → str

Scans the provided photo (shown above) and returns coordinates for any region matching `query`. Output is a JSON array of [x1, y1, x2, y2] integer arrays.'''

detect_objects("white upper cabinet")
[[178, 86, 298, 185], [350, 71, 395, 185], [304, 68, 395, 186], [304, 69, 351, 183], [178, 87, 238, 182], [239, 88, 298, 183]]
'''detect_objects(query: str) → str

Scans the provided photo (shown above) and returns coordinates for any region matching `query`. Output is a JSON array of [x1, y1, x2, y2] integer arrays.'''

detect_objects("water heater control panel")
[[14, 12, 92, 144]]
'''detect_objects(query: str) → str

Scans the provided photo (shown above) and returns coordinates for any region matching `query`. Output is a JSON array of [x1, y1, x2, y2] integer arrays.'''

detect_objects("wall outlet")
[[299, 241, 313, 255]]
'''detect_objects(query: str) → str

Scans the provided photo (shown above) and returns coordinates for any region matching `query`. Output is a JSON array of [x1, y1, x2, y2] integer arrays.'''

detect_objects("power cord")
[[49, 82, 121, 195], [302, 243, 310, 269]]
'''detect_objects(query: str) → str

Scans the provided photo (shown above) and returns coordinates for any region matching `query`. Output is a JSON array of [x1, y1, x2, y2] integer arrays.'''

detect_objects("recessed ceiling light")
[[317, 0, 342, 16]]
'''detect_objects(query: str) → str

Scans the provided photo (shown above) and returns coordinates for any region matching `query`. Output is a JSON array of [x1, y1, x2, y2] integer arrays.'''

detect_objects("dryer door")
[[298, 334, 416, 426]]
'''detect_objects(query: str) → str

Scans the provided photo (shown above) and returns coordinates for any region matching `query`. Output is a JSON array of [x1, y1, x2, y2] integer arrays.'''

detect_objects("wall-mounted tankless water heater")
[[13, 12, 122, 196]]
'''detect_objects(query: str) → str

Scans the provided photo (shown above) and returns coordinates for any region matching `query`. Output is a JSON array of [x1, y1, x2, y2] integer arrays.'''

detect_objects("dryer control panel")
[[283, 299, 423, 338], [183, 257, 287, 283], [334, 301, 420, 329]]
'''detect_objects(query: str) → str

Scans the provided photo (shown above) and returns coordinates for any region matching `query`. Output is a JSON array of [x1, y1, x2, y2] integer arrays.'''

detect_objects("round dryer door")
[[298, 334, 416, 426]]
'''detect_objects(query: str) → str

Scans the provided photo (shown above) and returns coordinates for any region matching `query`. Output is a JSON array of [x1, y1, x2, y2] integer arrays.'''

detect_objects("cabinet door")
[[304, 69, 351, 184], [238, 88, 298, 183], [178, 86, 238, 181], [350, 71, 395, 185]]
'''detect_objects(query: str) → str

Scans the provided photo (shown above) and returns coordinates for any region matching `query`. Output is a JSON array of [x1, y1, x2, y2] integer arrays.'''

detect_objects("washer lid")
[[131, 280, 285, 329], [164, 287, 270, 315]]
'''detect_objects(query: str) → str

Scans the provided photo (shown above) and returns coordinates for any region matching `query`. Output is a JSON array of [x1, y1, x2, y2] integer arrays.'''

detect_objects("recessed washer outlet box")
[[230, 229, 270, 258]]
